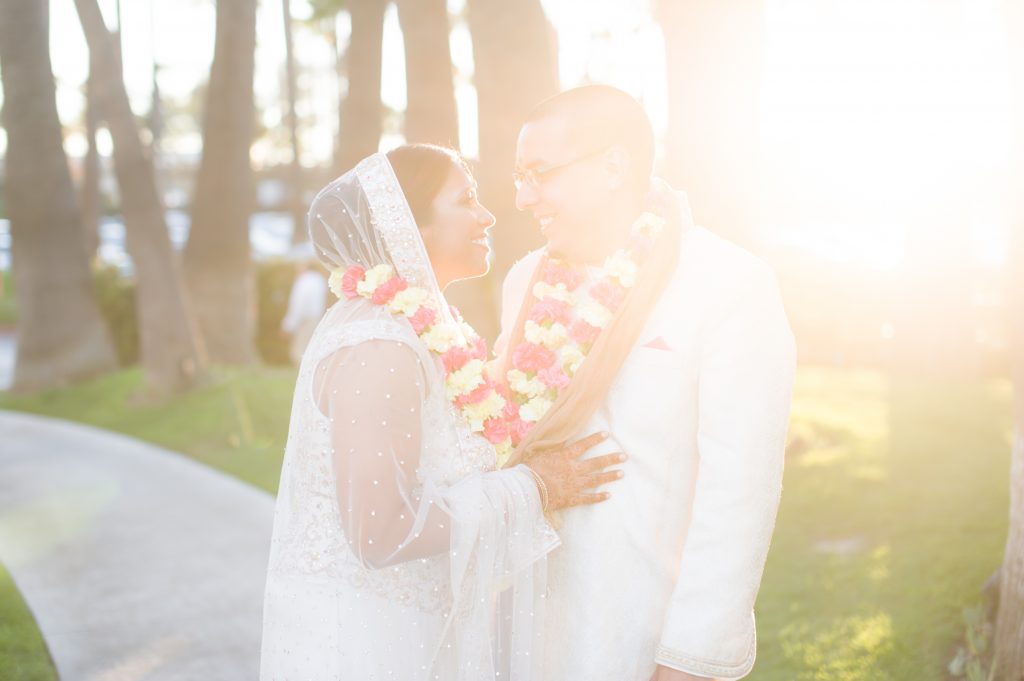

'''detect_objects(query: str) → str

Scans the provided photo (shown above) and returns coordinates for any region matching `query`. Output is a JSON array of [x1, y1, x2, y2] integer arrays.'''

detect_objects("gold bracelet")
[[523, 465, 549, 512]]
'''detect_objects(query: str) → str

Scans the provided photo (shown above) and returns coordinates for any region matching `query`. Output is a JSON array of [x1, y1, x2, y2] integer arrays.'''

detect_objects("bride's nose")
[[477, 205, 496, 228]]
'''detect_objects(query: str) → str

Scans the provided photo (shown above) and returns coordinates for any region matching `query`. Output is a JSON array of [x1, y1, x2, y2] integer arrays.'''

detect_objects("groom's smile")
[[514, 110, 634, 264]]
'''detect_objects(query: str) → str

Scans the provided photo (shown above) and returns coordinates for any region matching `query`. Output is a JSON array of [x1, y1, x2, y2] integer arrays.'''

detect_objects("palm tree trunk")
[[80, 48, 101, 257], [995, 3, 1024, 676], [0, 0, 118, 392], [396, 0, 458, 146], [282, 0, 306, 244], [655, 0, 764, 249], [72, 0, 207, 393], [336, 0, 387, 174], [460, 0, 558, 339], [182, 0, 258, 365]]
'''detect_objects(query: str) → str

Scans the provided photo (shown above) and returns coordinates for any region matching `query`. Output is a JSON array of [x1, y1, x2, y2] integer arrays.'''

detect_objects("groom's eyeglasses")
[[512, 148, 609, 190]]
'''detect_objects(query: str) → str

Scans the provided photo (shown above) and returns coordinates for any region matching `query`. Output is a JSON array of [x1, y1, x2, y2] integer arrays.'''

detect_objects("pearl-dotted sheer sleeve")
[[310, 335, 559, 679], [313, 338, 445, 568]]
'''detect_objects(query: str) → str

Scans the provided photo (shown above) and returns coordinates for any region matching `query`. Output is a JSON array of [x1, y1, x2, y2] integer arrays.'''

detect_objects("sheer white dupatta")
[[260, 153, 558, 681]]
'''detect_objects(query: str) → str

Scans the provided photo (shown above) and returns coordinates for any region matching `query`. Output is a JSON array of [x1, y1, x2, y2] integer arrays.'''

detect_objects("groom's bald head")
[[525, 85, 655, 191]]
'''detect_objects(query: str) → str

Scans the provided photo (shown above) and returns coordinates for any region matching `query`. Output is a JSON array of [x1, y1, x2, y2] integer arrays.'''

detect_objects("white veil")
[[261, 153, 558, 681]]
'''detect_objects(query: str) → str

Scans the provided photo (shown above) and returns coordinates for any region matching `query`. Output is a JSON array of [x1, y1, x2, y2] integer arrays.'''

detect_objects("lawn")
[[0, 563, 57, 681], [751, 369, 1011, 681], [0, 270, 16, 327], [0, 366, 1013, 680]]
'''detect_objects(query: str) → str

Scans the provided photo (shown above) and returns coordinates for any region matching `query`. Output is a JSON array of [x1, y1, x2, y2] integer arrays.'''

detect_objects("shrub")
[[92, 262, 139, 365]]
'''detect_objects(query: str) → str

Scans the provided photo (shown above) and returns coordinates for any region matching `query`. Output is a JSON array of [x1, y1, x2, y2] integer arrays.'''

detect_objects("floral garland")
[[328, 263, 515, 457], [503, 211, 666, 450]]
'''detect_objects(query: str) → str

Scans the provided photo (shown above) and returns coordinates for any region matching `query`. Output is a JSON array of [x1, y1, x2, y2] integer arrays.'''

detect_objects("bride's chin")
[[445, 259, 490, 286]]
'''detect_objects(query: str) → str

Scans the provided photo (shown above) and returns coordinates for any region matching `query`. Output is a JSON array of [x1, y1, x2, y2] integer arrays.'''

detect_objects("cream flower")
[[494, 439, 514, 465], [524, 320, 569, 349], [420, 322, 459, 353], [532, 280, 575, 304], [602, 251, 638, 288], [632, 211, 666, 238], [507, 368, 547, 399], [387, 286, 430, 316], [577, 300, 613, 329], [458, 320, 478, 342], [519, 395, 554, 423], [461, 391, 506, 430], [356, 264, 395, 297], [559, 344, 586, 374], [327, 268, 346, 299], [445, 359, 486, 400]]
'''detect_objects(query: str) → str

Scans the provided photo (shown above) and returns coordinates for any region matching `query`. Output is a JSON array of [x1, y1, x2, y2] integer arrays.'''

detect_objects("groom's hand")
[[649, 664, 717, 681]]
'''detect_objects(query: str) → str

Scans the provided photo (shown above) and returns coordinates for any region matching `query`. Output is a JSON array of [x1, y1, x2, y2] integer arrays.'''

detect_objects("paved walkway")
[[0, 410, 275, 681]]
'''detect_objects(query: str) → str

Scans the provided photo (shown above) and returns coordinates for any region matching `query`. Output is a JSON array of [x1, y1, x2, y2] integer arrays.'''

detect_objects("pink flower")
[[511, 342, 556, 373], [537, 365, 571, 390], [340, 266, 365, 299], [508, 416, 533, 445], [543, 261, 585, 290], [501, 394, 519, 420], [371, 276, 408, 305], [528, 298, 572, 326], [441, 345, 473, 373], [590, 280, 626, 312], [483, 417, 509, 444], [470, 336, 488, 361], [569, 319, 601, 345], [408, 306, 437, 334], [454, 380, 493, 407]]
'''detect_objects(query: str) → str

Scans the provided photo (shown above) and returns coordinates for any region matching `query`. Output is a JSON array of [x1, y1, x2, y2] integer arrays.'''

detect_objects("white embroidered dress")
[[260, 154, 558, 681]]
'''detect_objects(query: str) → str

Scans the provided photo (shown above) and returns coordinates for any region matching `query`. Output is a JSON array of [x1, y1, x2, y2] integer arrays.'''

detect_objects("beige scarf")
[[501, 202, 684, 468]]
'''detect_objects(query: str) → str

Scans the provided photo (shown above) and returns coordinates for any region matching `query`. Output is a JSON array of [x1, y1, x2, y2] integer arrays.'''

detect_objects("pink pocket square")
[[641, 336, 673, 351]]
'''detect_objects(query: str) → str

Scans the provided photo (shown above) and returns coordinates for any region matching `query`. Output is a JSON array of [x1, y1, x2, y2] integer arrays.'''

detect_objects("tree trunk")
[[655, 0, 764, 249], [182, 0, 258, 365], [460, 0, 559, 339], [0, 0, 118, 392], [995, 3, 1024, 677], [80, 48, 101, 257], [999, 429, 1024, 680], [72, 0, 207, 394], [335, 0, 387, 175], [396, 0, 458, 146], [282, 0, 306, 244]]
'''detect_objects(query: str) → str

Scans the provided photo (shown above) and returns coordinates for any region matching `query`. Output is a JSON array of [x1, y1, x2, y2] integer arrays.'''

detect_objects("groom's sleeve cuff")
[[654, 640, 754, 680]]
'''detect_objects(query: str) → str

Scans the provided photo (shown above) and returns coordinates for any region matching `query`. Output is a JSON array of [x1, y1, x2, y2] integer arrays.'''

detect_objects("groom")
[[495, 85, 795, 680]]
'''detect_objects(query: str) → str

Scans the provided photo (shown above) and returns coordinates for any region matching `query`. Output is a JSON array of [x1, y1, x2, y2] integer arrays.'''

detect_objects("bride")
[[260, 145, 626, 681]]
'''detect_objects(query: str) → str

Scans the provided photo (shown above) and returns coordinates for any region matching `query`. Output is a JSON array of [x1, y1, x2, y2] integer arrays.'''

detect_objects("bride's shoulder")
[[310, 311, 425, 363]]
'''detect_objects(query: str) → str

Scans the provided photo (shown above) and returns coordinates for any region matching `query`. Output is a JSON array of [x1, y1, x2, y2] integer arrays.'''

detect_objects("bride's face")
[[418, 163, 496, 289]]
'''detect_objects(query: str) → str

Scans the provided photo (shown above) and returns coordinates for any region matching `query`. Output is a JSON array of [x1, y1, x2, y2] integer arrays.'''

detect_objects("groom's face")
[[514, 114, 608, 257]]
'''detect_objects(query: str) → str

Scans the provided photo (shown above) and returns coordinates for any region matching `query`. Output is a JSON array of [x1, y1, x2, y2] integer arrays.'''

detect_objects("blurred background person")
[[279, 243, 327, 365]]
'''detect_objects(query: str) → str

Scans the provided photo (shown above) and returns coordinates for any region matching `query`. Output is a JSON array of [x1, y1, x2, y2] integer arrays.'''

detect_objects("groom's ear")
[[603, 146, 632, 190]]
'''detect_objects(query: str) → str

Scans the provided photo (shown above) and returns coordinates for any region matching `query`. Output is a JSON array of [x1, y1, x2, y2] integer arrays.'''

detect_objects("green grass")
[[0, 366, 1013, 680], [0, 563, 57, 681], [751, 369, 1012, 681], [0, 270, 16, 327]]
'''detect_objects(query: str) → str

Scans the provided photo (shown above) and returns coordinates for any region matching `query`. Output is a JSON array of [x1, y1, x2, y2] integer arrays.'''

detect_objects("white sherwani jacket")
[[495, 211, 796, 681]]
